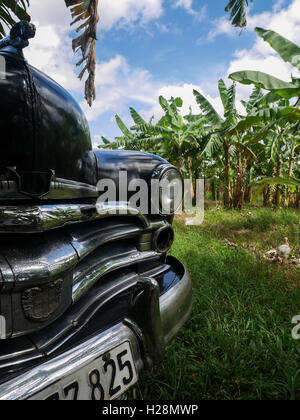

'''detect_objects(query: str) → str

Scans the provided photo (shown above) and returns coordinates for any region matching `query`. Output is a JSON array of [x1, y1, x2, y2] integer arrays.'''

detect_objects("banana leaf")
[[255, 27, 300, 71], [193, 89, 224, 127], [251, 176, 300, 203]]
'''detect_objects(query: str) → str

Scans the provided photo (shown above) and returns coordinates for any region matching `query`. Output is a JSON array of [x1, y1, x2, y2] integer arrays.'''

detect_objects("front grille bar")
[[0, 202, 151, 233]]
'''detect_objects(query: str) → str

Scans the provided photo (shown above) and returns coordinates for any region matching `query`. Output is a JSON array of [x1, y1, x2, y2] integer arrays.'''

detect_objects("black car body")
[[0, 23, 192, 400]]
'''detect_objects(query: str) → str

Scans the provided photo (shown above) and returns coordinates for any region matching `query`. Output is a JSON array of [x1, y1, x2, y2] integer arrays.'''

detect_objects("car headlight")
[[152, 164, 183, 215]]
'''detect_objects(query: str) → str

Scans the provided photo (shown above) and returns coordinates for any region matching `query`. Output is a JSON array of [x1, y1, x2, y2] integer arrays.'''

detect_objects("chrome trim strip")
[[0, 259, 193, 400], [45, 178, 98, 199], [0, 202, 151, 233], [72, 248, 161, 302], [68, 222, 144, 260], [96, 202, 149, 228], [0, 323, 143, 400], [160, 260, 193, 344]]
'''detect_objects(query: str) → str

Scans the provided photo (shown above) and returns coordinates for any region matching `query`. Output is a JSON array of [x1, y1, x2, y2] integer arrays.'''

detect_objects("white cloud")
[[100, 0, 164, 30], [206, 0, 300, 44], [206, 16, 237, 43], [81, 56, 158, 122], [24, 0, 80, 90], [142, 83, 223, 123], [173, 0, 207, 21], [273, 0, 288, 13], [173, 0, 196, 15], [23, 0, 167, 98], [26, 0, 71, 27], [24, 0, 165, 92]]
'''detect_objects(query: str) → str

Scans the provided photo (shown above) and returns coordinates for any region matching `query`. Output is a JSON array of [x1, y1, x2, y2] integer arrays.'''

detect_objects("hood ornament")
[[0, 20, 36, 56]]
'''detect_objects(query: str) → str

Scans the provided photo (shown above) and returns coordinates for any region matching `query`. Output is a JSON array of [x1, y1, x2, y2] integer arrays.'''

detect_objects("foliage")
[[230, 27, 300, 101], [225, 0, 253, 28], [100, 97, 208, 179]]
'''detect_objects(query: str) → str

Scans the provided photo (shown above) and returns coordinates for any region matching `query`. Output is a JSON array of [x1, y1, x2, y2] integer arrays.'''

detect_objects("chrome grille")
[[0, 203, 170, 338]]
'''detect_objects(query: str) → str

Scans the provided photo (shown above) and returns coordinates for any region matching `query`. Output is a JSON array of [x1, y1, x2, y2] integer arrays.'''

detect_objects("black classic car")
[[0, 22, 192, 400]]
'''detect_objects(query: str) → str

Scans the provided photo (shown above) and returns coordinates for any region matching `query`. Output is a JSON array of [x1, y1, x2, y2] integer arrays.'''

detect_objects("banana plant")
[[229, 91, 300, 206], [193, 80, 240, 207], [99, 97, 208, 184], [239, 115, 300, 207], [129, 96, 207, 177], [251, 175, 300, 205], [99, 110, 165, 153], [230, 28, 300, 102]]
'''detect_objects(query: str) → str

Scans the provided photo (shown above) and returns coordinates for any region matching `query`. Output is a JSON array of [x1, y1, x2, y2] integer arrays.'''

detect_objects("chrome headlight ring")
[[151, 164, 183, 215]]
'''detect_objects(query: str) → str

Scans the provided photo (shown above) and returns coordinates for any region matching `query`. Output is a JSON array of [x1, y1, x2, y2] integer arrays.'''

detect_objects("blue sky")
[[25, 0, 300, 147]]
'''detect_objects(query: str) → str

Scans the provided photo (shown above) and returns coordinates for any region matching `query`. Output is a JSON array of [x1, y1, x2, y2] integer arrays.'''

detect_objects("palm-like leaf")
[[193, 89, 224, 127], [251, 175, 300, 204], [230, 70, 296, 91], [201, 132, 222, 158], [245, 87, 264, 113], [260, 176, 300, 187], [0, 0, 30, 37], [224, 83, 237, 117], [65, 0, 99, 107], [129, 107, 146, 126], [265, 133, 280, 163], [255, 27, 300, 71], [158, 96, 182, 129], [0, 0, 99, 107], [115, 115, 133, 138], [228, 106, 300, 136], [225, 0, 252, 28], [218, 79, 229, 111], [230, 70, 300, 100]]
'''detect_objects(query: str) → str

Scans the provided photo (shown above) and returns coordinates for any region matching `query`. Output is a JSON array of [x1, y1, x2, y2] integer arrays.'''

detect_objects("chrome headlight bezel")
[[152, 164, 183, 215]]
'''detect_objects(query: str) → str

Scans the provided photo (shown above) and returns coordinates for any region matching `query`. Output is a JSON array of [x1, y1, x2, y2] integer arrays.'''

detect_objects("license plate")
[[29, 342, 137, 400]]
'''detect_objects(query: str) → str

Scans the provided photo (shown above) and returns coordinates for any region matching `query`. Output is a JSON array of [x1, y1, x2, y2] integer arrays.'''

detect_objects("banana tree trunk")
[[217, 183, 221, 201], [296, 187, 300, 208], [223, 143, 231, 208], [263, 185, 270, 207], [211, 179, 216, 201], [285, 143, 295, 207], [178, 144, 183, 174], [244, 165, 252, 203], [244, 184, 251, 203], [234, 151, 244, 209], [274, 158, 283, 207]]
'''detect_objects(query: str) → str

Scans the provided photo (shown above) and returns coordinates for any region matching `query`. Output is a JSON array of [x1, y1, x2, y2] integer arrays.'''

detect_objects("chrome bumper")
[[0, 259, 192, 400]]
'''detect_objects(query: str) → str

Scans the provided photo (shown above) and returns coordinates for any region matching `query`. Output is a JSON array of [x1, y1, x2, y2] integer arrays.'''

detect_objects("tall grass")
[[130, 207, 300, 400]]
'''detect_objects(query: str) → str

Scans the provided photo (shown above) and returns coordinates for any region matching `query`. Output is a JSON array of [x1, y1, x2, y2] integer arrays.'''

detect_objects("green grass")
[[129, 207, 300, 400]]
